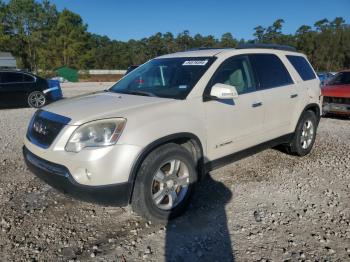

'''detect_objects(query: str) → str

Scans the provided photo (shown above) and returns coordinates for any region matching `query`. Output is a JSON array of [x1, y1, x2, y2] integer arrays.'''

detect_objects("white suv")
[[23, 44, 322, 222]]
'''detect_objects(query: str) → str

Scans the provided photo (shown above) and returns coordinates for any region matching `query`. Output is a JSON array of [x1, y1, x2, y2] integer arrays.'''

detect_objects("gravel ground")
[[0, 82, 349, 261]]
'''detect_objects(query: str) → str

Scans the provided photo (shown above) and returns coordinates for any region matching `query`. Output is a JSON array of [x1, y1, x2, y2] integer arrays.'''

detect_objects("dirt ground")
[[0, 82, 349, 261]]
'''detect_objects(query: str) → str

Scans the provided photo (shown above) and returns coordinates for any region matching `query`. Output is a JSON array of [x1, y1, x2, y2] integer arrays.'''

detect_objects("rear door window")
[[1, 72, 23, 83], [286, 55, 316, 81], [249, 54, 293, 90]]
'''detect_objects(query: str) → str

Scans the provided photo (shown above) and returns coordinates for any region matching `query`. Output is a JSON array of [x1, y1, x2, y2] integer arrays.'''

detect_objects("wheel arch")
[[127, 132, 204, 203], [303, 103, 321, 118], [303, 103, 321, 125], [294, 103, 321, 131]]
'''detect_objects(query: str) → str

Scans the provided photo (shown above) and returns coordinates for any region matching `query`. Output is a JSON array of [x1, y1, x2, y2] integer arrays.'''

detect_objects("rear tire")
[[27, 91, 46, 108], [131, 143, 197, 223], [285, 110, 317, 156]]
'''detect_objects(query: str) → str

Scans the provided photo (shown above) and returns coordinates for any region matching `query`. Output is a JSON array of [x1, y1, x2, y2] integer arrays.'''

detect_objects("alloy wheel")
[[151, 159, 190, 210], [300, 119, 314, 149], [28, 91, 46, 108]]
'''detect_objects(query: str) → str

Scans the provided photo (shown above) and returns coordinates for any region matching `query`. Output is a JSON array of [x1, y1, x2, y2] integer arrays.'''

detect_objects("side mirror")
[[209, 83, 239, 100]]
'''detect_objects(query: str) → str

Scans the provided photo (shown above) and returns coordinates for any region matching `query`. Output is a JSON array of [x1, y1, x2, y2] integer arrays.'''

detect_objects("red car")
[[322, 70, 350, 116]]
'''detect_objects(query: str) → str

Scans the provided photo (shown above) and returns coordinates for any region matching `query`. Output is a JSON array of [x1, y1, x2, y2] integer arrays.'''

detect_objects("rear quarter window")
[[286, 55, 316, 81], [249, 54, 293, 90], [23, 74, 35, 82]]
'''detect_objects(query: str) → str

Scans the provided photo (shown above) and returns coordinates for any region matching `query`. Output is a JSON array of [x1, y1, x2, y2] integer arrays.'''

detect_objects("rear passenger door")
[[249, 54, 299, 140], [22, 73, 36, 94]]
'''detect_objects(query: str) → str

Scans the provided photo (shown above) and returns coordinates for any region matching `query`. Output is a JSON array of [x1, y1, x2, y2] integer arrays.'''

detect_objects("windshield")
[[327, 72, 350, 85], [109, 57, 215, 99]]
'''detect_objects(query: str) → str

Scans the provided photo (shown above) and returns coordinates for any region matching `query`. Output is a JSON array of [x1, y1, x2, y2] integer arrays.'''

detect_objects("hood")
[[321, 84, 350, 98], [43, 91, 173, 125]]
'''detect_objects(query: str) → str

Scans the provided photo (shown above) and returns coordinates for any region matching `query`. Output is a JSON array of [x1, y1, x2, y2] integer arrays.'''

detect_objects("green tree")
[[220, 32, 237, 48], [1, 0, 349, 73], [35, 0, 59, 70], [253, 25, 265, 42], [314, 18, 329, 32], [176, 30, 192, 51], [147, 32, 165, 57], [264, 19, 285, 43], [53, 8, 88, 68], [296, 25, 316, 64], [0, 0, 11, 51], [5, 0, 45, 70], [163, 32, 176, 53]]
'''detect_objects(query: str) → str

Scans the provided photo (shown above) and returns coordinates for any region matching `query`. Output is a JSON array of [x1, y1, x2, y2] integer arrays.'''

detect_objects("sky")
[[48, 0, 350, 41]]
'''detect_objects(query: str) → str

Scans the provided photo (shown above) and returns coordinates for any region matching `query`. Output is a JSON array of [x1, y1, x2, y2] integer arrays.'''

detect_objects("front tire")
[[27, 91, 46, 108], [286, 110, 318, 156], [131, 143, 197, 223]]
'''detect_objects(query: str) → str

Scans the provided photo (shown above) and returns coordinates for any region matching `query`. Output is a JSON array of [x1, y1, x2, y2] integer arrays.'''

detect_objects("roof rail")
[[237, 43, 296, 52], [186, 47, 233, 51], [0, 68, 25, 71]]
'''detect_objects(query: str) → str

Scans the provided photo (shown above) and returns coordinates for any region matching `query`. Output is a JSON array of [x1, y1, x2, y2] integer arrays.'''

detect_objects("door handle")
[[290, 94, 298, 98], [252, 102, 263, 108]]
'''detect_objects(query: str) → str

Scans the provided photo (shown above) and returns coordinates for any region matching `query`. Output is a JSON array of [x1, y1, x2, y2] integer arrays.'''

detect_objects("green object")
[[56, 66, 78, 82]]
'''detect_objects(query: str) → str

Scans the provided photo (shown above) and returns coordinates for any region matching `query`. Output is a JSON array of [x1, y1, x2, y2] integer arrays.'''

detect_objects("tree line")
[[0, 0, 349, 73]]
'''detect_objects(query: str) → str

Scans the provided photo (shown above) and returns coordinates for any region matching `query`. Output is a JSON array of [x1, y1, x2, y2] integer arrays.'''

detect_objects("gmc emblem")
[[33, 120, 49, 136]]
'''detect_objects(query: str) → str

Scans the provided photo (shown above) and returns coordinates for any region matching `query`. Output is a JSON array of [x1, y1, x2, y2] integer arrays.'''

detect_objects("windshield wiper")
[[117, 90, 158, 97]]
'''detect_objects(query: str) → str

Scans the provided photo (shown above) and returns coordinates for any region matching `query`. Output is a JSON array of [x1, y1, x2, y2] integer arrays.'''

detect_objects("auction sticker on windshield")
[[182, 60, 208, 66]]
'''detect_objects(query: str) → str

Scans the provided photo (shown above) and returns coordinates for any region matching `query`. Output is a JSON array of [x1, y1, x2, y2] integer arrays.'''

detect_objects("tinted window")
[[210, 56, 256, 94], [327, 72, 350, 85], [250, 54, 293, 89], [1, 72, 23, 83], [287, 55, 316, 81], [23, 74, 35, 82]]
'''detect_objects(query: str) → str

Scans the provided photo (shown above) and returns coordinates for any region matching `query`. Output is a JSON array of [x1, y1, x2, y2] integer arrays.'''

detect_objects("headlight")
[[65, 118, 126, 152]]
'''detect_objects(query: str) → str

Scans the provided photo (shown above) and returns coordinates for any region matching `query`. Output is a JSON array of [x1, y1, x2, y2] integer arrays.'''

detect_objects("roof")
[[157, 47, 304, 59], [0, 69, 35, 75], [0, 52, 15, 59], [158, 49, 231, 58], [237, 43, 297, 52]]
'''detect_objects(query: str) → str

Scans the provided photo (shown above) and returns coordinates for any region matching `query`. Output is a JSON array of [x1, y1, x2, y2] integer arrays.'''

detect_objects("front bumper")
[[24, 131, 141, 186], [323, 102, 350, 115], [45, 79, 63, 102], [45, 89, 63, 102], [23, 146, 132, 206]]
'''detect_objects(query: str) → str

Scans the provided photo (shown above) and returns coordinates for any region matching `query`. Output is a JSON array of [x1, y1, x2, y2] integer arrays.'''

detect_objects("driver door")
[[204, 55, 265, 161]]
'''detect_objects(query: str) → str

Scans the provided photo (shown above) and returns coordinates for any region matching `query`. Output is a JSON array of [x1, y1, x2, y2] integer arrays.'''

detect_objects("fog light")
[[85, 169, 92, 180]]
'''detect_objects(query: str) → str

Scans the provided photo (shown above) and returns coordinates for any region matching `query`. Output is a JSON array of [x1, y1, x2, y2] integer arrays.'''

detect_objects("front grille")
[[324, 96, 350, 105], [27, 110, 70, 148]]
